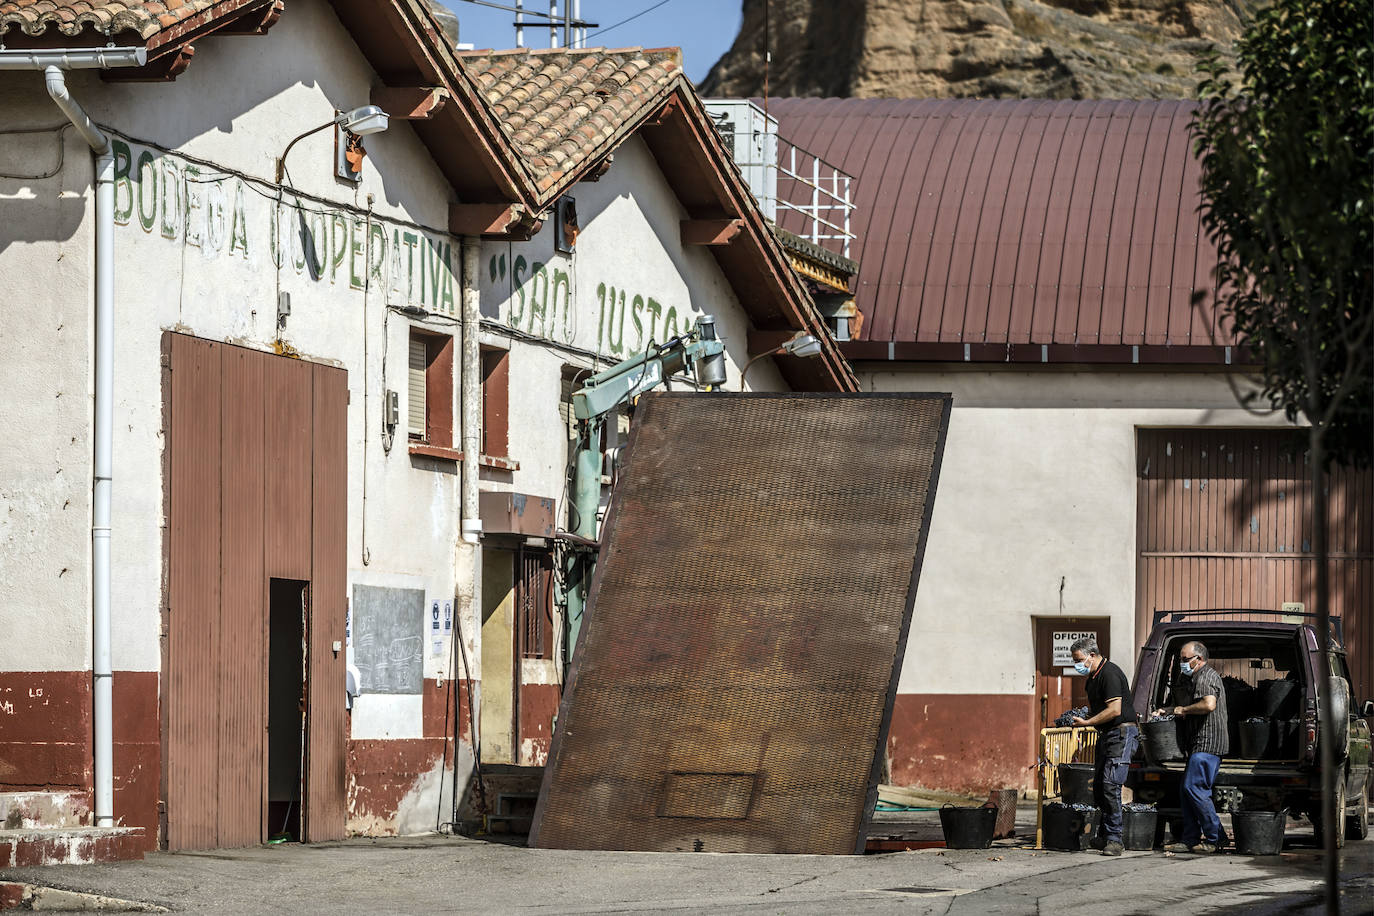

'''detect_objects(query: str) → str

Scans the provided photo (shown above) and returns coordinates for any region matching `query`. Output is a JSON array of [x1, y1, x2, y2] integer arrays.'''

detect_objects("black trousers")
[[1093, 725, 1139, 843]]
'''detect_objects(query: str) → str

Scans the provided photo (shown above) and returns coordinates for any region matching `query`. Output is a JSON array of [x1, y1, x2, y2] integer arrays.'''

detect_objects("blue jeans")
[[1180, 752, 1222, 845], [1094, 725, 1140, 843]]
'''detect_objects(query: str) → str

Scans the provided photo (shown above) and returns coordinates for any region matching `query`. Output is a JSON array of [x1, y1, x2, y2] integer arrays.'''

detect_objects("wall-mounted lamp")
[[741, 331, 823, 387], [275, 105, 390, 185]]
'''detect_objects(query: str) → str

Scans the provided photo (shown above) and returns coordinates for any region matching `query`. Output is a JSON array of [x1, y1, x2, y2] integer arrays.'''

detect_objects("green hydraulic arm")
[[559, 316, 727, 659]]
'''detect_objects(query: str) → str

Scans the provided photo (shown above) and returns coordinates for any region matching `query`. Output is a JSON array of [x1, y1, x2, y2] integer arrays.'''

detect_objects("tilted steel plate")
[[530, 393, 951, 855]]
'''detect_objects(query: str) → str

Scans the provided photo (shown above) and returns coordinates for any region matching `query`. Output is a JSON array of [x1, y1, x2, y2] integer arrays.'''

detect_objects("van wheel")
[[1309, 778, 1347, 849], [1348, 782, 1370, 841]]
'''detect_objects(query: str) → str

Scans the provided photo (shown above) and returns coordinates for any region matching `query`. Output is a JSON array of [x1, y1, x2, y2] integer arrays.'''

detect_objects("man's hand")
[[1152, 708, 1169, 718], [1172, 705, 1185, 717], [1071, 716, 1089, 727]]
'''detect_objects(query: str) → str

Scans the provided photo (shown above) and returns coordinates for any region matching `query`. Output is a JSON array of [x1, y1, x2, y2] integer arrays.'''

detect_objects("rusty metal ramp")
[[530, 393, 951, 855]]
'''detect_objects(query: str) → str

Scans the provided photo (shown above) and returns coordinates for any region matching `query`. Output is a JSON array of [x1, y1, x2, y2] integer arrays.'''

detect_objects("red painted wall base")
[[887, 694, 1036, 794]]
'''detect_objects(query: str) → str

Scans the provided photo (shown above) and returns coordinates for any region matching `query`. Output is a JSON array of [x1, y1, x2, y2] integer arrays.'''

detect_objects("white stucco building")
[[0, 0, 851, 857]]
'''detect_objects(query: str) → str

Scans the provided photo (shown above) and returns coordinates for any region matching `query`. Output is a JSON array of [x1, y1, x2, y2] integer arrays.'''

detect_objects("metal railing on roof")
[[705, 100, 856, 259]]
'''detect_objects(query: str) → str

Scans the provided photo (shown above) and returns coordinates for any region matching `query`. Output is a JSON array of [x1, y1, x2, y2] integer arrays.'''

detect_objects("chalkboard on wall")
[[352, 585, 424, 695]]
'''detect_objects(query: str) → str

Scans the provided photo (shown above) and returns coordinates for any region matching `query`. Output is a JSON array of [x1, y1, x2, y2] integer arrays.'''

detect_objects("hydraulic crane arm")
[[560, 316, 727, 656]]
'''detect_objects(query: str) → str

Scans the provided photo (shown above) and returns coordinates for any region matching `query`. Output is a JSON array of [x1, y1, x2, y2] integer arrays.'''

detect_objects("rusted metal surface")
[[163, 335, 348, 848], [764, 99, 1227, 360], [478, 491, 555, 538], [1136, 428, 1372, 700], [531, 393, 951, 855], [166, 334, 222, 851], [306, 362, 348, 842], [217, 344, 266, 848]]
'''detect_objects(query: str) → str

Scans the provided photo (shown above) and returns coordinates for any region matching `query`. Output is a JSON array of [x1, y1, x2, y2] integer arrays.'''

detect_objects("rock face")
[[699, 0, 1257, 99]]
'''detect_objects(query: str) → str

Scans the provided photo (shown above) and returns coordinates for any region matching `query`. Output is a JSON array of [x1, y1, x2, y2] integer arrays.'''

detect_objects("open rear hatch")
[[530, 392, 951, 854]]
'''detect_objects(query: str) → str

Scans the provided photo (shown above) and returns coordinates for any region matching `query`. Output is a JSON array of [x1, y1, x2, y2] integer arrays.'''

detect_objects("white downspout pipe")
[[43, 63, 118, 829], [459, 236, 482, 760]]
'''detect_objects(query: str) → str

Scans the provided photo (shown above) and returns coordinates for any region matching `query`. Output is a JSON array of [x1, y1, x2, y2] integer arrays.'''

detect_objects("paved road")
[[3, 817, 1370, 914]]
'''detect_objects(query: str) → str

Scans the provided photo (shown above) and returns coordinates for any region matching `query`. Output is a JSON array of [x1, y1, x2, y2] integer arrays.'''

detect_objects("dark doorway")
[[268, 578, 308, 842]]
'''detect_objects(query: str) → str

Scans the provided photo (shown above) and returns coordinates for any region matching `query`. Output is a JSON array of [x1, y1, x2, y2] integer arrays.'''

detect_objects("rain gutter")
[[0, 45, 148, 828]]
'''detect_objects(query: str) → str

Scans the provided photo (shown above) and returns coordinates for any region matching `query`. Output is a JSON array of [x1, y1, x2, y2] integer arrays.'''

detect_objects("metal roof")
[[764, 98, 1234, 362]]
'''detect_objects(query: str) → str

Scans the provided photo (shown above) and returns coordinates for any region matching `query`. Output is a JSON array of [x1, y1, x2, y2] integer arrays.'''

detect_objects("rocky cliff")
[[699, 0, 1257, 99]]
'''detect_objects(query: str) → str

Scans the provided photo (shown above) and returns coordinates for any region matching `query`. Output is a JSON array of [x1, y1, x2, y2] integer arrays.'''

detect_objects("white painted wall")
[[0, 0, 474, 727], [480, 135, 787, 507], [861, 367, 1297, 696]]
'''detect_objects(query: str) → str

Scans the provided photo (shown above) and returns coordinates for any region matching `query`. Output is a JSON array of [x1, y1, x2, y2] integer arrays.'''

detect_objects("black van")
[[1127, 610, 1372, 846]]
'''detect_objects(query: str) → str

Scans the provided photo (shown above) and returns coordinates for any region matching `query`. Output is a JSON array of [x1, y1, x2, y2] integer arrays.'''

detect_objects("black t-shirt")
[[1085, 659, 1138, 731]]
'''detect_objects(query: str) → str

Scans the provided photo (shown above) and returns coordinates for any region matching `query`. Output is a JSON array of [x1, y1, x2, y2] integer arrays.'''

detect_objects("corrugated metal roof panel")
[[764, 98, 1231, 358]]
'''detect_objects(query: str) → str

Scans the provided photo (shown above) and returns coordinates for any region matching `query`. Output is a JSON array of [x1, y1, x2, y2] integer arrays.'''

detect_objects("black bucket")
[[1057, 763, 1094, 806], [939, 805, 997, 849], [1274, 719, 1300, 758], [1257, 679, 1300, 718], [1042, 803, 1100, 851], [1143, 718, 1184, 764], [1122, 808, 1158, 850], [1238, 719, 1274, 758], [1232, 810, 1286, 855]]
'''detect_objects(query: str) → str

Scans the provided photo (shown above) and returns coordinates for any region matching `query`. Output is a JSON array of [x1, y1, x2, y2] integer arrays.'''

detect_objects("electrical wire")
[[0, 124, 71, 180], [581, 0, 675, 42]]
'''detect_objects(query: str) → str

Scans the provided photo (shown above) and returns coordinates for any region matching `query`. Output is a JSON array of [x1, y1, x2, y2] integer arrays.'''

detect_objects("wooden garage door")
[[164, 334, 347, 849], [1136, 428, 1372, 701]]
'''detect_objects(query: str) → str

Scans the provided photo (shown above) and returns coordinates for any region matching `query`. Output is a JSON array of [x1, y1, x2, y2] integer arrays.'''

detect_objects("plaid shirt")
[[1174, 663, 1229, 756]]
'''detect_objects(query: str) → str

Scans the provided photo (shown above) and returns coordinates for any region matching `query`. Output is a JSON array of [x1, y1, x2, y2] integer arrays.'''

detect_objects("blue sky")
[[442, 0, 744, 83]]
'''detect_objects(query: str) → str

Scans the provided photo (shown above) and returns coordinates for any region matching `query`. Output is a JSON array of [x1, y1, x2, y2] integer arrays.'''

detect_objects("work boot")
[[1163, 842, 1192, 853], [1190, 841, 1218, 854], [1102, 840, 1124, 857]]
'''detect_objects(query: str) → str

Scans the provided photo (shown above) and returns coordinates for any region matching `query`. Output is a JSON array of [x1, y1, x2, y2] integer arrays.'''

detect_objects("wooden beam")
[[102, 45, 195, 82], [448, 203, 543, 240], [219, 0, 283, 34], [371, 86, 449, 120], [681, 218, 744, 247]]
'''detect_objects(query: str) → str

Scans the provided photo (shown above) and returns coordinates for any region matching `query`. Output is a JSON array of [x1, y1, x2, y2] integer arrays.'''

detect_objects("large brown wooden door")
[[1033, 617, 1112, 732], [1136, 428, 1371, 702], [164, 334, 347, 849]]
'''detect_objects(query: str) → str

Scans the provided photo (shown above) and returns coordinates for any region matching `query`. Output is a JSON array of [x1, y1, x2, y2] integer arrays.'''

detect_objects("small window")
[[407, 330, 453, 446], [480, 348, 510, 459], [517, 546, 555, 660]]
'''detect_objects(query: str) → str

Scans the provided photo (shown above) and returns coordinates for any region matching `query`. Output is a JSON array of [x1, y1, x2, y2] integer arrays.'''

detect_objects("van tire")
[[1309, 778, 1347, 849], [1348, 782, 1370, 842]]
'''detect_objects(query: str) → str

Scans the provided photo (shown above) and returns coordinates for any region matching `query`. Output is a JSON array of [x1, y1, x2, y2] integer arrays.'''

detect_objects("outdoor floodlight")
[[740, 330, 825, 388], [780, 333, 822, 359], [337, 105, 389, 136], [275, 104, 391, 184]]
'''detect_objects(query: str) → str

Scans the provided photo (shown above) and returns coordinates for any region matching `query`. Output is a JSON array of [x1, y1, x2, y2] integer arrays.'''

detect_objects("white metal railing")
[[705, 100, 857, 260]]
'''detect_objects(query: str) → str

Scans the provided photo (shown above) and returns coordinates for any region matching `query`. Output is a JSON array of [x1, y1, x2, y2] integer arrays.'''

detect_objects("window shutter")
[[408, 337, 427, 438]]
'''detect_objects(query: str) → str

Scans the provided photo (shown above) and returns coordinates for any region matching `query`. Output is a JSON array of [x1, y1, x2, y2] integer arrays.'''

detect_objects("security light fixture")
[[780, 333, 821, 359], [740, 331, 824, 387], [275, 105, 390, 184]]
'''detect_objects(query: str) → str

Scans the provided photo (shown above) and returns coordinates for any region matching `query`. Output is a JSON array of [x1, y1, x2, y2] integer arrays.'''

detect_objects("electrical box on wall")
[[555, 196, 578, 254], [384, 389, 400, 430], [336, 124, 365, 182]]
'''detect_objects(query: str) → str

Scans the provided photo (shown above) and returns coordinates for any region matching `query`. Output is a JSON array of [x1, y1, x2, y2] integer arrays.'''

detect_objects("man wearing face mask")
[[1154, 641, 1228, 853], [1069, 637, 1139, 856]]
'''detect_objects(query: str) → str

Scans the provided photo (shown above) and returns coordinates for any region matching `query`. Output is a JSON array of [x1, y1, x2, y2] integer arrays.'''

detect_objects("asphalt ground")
[[2, 808, 1370, 914]]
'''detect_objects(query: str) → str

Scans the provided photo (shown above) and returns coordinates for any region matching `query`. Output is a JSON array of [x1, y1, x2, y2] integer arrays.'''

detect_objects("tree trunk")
[[1311, 425, 1338, 915]]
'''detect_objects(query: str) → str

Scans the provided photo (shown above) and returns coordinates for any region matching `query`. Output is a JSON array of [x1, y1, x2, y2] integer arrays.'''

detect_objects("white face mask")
[[1180, 660, 1194, 676], [1073, 658, 1092, 676]]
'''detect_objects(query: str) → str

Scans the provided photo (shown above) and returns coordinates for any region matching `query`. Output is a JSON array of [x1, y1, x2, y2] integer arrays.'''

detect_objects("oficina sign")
[[108, 137, 458, 313]]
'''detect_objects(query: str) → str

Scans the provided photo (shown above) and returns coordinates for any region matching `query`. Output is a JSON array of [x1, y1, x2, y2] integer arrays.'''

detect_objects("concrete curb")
[[0, 882, 167, 912]]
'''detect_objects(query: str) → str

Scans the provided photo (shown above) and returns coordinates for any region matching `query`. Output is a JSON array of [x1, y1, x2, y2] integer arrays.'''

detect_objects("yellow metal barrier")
[[1035, 727, 1098, 849]]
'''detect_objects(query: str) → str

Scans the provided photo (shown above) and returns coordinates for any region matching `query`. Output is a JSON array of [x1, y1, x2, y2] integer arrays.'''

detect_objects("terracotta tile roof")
[[458, 46, 681, 192], [0, 0, 224, 39]]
